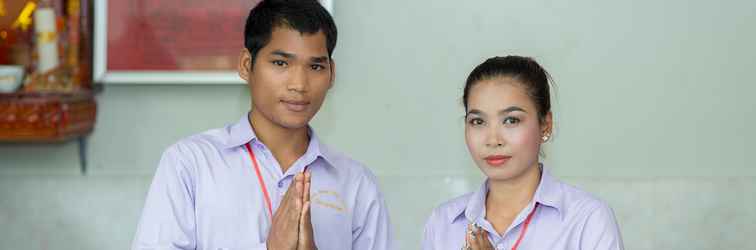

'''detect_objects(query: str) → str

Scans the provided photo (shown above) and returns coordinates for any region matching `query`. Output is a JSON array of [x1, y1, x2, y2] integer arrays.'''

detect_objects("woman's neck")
[[484, 163, 542, 234], [248, 110, 309, 173]]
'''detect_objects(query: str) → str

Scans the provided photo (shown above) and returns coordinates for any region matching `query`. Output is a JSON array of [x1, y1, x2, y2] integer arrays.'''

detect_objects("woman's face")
[[464, 77, 551, 182]]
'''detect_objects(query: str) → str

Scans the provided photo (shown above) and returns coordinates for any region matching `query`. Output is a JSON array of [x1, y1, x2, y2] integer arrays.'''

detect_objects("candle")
[[34, 7, 59, 73]]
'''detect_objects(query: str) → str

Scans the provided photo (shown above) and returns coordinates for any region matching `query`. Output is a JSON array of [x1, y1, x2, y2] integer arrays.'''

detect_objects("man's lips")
[[281, 100, 310, 112], [484, 155, 511, 166]]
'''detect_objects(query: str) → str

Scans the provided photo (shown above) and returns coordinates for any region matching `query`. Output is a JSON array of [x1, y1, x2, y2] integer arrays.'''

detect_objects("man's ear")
[[328, 59, 336, 89], [238, 49, 253, 82]]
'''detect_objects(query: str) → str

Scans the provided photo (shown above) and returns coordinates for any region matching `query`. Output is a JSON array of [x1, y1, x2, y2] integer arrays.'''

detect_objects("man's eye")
[[503, 117, 520, 125], [272, 60, 287, 67], [311, 64, 325, 71]]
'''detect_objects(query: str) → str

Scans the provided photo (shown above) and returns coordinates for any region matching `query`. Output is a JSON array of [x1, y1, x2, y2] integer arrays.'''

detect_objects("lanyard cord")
[[245, 143, 274, 219], [511, 203, 539, 250]]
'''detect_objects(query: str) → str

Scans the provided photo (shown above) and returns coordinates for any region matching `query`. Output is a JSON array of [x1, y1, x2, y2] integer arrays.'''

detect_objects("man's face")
[[239, 27, 334, 130]]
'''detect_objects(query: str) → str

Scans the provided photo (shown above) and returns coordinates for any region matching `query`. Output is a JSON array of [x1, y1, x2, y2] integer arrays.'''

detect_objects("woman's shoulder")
[[554, 180, 624, 247], [555, 180, 617, 220]]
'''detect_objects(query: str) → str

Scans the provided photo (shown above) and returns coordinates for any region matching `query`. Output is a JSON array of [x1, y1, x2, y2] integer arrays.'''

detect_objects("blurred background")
[[1, 0, 755, 249]]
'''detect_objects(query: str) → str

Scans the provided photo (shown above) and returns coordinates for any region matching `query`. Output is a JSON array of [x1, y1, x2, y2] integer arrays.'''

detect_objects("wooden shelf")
[[0, 91, 97, 174], [0, 91, 97, 142]]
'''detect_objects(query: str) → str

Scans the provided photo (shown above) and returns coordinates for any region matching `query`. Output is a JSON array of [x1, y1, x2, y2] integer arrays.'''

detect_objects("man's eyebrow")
[[310, 56, 329, 63], [270, 50, 295, 59]]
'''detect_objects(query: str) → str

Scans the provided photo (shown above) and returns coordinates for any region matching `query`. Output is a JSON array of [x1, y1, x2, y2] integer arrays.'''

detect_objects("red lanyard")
[[245, 143, 274, 219], [511, 203, 539, 250]]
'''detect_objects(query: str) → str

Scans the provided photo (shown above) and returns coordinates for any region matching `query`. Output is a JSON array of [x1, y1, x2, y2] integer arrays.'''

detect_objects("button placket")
[[278, 177, 291, 199]]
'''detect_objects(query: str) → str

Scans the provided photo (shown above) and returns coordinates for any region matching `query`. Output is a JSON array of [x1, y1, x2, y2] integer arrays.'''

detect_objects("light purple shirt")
[[422, 167, 624, 250], [132, 114, 393, 250]]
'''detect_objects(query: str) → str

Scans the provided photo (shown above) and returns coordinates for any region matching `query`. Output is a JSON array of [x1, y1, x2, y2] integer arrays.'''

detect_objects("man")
[[132, 1, 393, 249]]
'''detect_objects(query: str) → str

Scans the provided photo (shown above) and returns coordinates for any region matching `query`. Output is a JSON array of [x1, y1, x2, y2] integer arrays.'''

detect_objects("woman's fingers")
[[464, 223, 493, 250], [475, 226, 492, 250], [467, 224, 480, 250]]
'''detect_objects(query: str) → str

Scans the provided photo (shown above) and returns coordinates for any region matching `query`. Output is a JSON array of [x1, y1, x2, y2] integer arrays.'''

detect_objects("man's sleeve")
[[351, 172, 394, 250], [131, 145, 198, 250]]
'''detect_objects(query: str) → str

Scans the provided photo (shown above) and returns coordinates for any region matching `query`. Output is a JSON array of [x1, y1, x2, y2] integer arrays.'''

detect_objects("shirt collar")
[[532, 165, 565, 218], [450, 164, 565, 223], [224, 113, 337, 169]]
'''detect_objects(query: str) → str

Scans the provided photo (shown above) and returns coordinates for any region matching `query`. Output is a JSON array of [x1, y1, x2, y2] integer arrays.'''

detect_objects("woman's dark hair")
[[244, 0, 337, 65], [463, 56, 553, 123]]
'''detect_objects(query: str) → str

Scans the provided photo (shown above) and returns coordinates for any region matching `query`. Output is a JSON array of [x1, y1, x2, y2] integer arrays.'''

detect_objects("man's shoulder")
[[320, 144, 381, 187], [321, 144, 363, 168], [161, 124, 233, 160]]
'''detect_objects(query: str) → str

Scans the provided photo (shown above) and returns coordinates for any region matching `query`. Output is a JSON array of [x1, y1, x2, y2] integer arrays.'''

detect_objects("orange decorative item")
[[0, 91, 96, 142]]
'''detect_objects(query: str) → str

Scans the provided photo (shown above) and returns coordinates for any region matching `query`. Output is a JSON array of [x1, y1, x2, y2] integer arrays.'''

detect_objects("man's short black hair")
[[244, 0, 337, 65]]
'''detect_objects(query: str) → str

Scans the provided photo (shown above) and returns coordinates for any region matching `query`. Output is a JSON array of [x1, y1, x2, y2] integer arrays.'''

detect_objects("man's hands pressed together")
[[266, 171, 317, 250]]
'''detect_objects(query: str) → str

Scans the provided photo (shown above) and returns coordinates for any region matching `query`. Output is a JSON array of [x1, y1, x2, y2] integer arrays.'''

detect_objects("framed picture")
[[93, 0, 333, 84]]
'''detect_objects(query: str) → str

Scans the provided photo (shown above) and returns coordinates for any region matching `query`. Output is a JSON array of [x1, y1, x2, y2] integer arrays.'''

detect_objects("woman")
[[422, 56, 624, 250]]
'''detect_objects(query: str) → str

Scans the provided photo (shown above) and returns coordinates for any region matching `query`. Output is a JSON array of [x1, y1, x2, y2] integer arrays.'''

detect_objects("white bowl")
[[0, 65, 25, 93]]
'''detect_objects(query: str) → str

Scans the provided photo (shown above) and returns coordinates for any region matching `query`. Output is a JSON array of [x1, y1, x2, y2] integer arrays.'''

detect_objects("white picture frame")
[[93, 0, 334, 85]]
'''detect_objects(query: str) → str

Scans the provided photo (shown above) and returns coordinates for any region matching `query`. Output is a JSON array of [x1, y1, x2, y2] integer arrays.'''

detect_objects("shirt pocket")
[[311, 189, 352, 249]]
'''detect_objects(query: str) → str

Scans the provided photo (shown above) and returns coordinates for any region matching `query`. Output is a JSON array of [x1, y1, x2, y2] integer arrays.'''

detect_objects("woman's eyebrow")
[[499, 106, 526, 115]]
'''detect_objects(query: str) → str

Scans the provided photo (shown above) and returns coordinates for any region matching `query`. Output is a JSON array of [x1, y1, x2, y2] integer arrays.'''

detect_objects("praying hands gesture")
[[463, 223, 493, 250], [266, 171, 317, 250]]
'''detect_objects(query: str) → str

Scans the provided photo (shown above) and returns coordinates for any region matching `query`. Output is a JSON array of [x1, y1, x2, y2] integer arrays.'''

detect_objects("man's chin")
[[276, 117, 313, 130]]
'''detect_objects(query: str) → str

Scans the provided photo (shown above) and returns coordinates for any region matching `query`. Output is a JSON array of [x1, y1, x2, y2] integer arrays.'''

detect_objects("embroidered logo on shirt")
[[311, 190, 347, 213]]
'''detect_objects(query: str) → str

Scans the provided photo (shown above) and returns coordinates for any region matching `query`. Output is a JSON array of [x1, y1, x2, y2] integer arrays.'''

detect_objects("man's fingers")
[[280, 174, 299, 207], [303, 201, 312, 238], [303, 171, 311, 203], [295, 172, 304, 198], [301, 201, 311, 224], [298, 201, 307, 241], [288, 173, 304, 219], [298, 172, 306, 201], [297, 200, 314, 249]]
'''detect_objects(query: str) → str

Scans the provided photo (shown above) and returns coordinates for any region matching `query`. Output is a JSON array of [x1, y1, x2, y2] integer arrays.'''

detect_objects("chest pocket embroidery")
[[311, 190, 347, 213]]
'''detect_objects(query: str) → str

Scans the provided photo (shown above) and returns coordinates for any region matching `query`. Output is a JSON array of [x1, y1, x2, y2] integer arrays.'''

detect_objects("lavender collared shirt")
[[132, 114, 393, 250], [422, 167, 624, 250]]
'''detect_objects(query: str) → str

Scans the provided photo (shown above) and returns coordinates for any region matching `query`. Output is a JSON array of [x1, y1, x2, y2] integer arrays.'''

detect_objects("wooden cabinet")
[[0, 91, 96, 142]]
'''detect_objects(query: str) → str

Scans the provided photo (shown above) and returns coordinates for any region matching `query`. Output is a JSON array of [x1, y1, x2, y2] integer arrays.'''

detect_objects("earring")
[[542, 134, 550, 142]]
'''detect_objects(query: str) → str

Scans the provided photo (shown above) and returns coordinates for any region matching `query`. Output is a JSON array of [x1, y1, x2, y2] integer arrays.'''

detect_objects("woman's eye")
[[503, 117, 520, 125], [468, 118, 484, 126]]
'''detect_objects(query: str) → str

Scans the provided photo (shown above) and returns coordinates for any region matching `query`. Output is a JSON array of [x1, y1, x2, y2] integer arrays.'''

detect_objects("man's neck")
[[248, 110, 310, 173]]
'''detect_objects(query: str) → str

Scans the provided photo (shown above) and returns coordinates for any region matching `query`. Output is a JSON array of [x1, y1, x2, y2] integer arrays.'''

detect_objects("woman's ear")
[[542, 111, 554, 139], [238, 49, 252, 82]]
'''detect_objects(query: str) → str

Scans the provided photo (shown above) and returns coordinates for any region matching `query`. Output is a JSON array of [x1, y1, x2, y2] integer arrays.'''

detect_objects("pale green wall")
[[2, 0, 755, 249]]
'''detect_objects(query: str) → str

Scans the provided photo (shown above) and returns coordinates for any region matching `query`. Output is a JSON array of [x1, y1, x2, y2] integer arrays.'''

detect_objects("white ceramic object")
[[0, 66, 25, 93]]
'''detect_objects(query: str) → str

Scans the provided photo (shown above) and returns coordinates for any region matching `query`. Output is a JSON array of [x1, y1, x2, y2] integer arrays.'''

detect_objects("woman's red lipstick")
[[484, 155, 511, 166]]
